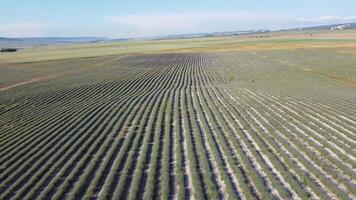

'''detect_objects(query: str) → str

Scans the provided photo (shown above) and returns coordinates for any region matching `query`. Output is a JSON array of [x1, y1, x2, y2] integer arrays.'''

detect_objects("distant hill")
[[283, 23, 356, 31], [147, 23, 356, 41], [0, 37, 108, 48], [147, 29, 271, 40], [1, 22, 355, 49]]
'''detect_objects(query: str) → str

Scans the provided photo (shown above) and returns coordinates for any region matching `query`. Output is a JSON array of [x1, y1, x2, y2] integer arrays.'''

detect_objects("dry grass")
[[1, 30, 356, 64], [165, 41, 356, 53]]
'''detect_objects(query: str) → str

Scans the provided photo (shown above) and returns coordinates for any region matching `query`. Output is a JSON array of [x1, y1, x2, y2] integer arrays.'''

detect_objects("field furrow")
[[1, 51, 355, 200]]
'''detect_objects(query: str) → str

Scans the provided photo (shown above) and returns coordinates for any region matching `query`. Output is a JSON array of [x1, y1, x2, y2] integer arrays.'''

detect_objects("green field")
[[0, 32, 355, 199]]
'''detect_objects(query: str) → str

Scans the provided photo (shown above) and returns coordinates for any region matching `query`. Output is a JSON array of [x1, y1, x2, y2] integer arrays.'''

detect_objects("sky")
[[0, 0, 356, 38]]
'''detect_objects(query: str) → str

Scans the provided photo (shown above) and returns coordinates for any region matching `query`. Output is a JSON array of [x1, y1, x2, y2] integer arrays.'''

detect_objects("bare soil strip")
[[0, 75, 56, 92]]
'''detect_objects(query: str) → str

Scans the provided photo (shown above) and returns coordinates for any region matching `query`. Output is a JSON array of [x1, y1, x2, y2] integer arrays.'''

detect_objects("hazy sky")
[[1, 0, 356, 38]]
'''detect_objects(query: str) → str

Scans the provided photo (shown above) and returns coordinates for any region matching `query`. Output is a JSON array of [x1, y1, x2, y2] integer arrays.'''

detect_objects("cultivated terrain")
[[0, 30, 355, 200]]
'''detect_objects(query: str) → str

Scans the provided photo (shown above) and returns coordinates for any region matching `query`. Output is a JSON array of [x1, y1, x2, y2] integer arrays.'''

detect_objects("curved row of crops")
[[0, 52, 355, 199]]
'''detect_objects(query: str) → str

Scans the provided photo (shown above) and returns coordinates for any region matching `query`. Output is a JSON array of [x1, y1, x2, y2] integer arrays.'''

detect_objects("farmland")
[[0, 33, 356, 200]]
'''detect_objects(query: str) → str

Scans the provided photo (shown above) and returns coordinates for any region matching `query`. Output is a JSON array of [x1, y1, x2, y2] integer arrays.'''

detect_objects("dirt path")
[[0, 75, 57, 92], [0, 55, 129, 93]]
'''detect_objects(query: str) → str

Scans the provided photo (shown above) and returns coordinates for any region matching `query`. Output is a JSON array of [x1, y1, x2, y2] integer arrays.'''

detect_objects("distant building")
[[330, 24, 352, 30]]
